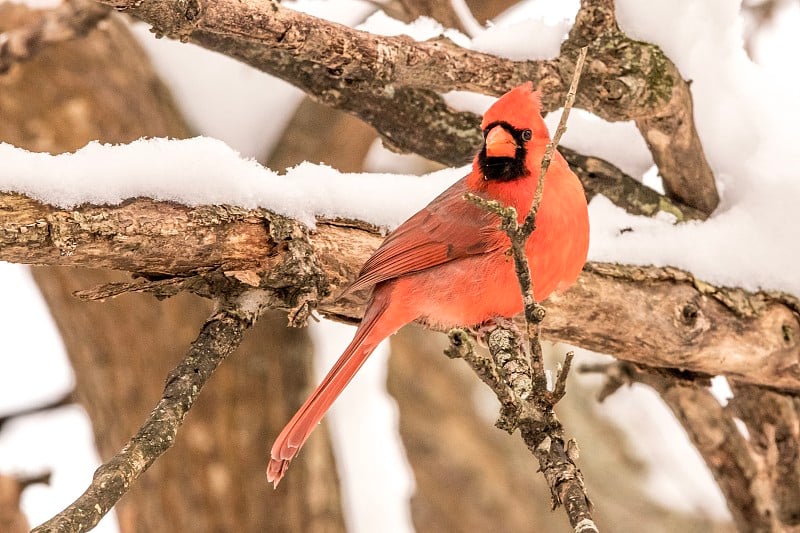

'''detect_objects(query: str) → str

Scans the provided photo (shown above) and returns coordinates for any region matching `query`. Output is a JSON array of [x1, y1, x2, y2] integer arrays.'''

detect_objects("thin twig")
[[31, 290, 269, 533], [0, 392, 74, 432], [551, 350, 575, 403], [524, 46, 589, 236]]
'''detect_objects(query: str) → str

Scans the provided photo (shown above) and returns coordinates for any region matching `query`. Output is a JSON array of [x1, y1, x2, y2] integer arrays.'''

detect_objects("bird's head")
[[477, 82, 549, 182]]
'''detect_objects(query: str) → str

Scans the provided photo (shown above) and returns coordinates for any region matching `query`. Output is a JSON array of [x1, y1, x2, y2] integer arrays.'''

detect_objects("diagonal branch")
[[582, 362, 774, 532], [94, 0, 718, 215], [457, 53, 597, 530], [31, 290, 269, 533]]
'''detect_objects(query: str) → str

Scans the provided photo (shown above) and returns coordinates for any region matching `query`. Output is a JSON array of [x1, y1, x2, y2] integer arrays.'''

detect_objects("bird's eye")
[[521, 129, 532, 141]]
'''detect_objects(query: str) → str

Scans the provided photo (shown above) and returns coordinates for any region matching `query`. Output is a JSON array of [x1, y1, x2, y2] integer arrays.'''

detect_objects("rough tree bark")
[[1, 189, 796, 393], [92, 0, 718, 215], [0, 4, 344, 532]]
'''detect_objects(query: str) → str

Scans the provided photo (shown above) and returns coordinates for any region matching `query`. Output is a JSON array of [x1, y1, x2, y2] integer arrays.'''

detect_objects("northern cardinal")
[[267, 83, 589, 486]]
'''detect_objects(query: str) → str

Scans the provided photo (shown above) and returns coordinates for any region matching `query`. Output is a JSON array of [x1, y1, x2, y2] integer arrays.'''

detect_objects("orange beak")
[[485, 126, 518, 158]]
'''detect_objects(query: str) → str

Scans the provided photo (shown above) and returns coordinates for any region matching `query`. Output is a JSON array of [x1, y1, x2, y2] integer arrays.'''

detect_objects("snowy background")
[[1, 0, 799, 530]]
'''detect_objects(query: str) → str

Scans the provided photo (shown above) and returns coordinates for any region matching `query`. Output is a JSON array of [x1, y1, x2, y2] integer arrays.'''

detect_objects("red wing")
[[347, 178, 503, 294]]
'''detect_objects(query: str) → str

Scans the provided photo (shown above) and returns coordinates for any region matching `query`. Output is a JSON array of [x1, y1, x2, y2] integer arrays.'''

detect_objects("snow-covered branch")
[[95, 0, 718, 213], [1, 188, 797, 392]]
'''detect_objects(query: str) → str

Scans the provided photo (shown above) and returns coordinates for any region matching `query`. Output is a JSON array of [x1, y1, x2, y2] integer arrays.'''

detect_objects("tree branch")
[[0, 391, 74, 433], [0, 191, 798, 390], [31, 290, 268, 533], [730, 383, 800, 528], [95, 0, 719, 215]]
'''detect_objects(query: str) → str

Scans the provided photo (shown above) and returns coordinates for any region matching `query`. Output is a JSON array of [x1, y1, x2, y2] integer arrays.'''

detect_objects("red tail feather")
[[267, 292, 395, 487]]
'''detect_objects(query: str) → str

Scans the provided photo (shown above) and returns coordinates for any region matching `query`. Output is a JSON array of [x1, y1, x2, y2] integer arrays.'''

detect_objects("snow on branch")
[[95, 0, 719, 214]]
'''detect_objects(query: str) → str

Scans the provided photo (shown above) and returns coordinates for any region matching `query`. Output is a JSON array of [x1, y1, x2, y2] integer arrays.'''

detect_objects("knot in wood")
[[681, 302, 698, 326], [526, 304, 547, 324], [673, 297, 710, 342]]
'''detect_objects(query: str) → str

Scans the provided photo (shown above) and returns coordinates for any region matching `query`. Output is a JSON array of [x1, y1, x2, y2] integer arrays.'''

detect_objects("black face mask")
[[478, 121, 531, 182]]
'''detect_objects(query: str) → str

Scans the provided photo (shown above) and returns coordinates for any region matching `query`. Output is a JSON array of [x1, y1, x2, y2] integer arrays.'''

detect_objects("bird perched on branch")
[[267, 83, 590, 486]]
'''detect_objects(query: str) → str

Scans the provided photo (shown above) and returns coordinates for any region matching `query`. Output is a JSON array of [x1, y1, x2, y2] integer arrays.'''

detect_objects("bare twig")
[[0, 392, 74, 432], [0, 0, 110, 74], [551, 350, 575, 403], [31, 290, 269, 533], [527, 47, 589, 236]]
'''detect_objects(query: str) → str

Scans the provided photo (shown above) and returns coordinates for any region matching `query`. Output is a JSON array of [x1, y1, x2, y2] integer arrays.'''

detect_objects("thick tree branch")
[[559, 146, 705, 222], [94, 0, 718, 215], [31, 290, 268, 533], [0, 191, 798, 390], [568, 0, 718, 214]]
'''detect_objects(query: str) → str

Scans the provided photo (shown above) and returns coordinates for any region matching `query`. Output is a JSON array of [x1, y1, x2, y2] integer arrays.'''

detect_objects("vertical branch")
[[31, 290, 269, 533]]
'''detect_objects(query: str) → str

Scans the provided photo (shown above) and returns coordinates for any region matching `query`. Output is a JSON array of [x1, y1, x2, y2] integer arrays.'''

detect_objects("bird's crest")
[[481, 82, 547, 139]]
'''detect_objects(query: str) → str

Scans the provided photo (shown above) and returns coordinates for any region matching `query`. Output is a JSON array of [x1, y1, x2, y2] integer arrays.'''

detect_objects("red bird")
[[267, 83, 590, 486]]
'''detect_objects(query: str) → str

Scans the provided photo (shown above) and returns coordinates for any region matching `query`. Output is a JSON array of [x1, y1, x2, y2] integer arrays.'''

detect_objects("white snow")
[[357, 12, 471, 47], [283, 0, 375, 25], [129, 23, 305, 162], [357, 4, 570, 60], [471, 17, 570, 60], [0, 138, 465, 229]]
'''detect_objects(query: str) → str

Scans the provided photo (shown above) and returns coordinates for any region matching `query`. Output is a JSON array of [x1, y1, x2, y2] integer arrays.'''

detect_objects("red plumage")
[[267, 83, 590, 486]]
